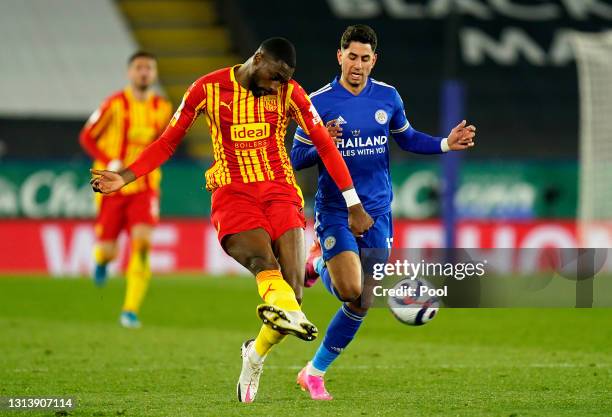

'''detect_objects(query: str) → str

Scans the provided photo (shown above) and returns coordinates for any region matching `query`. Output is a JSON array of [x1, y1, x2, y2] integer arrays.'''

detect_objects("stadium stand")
[[118, 0, 239, 157], [0, 0, 137, 118]]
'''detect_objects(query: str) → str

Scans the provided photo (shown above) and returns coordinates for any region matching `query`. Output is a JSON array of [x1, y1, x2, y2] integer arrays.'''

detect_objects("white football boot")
[[236, 339, 264, 403]]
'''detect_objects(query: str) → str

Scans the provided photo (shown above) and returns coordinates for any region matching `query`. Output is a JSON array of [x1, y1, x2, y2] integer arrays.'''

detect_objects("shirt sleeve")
[[128, 78, 207, 178], [287, 82, 324, 136], [389, 89, 411, 135], [79, 97, 114, 164], [291, 126, 319, 171]]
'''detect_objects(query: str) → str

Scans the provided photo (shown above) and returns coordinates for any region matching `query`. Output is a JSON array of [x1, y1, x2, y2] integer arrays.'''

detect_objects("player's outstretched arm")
[[393, 121, 476, 154], [90, 79, 207, 194]]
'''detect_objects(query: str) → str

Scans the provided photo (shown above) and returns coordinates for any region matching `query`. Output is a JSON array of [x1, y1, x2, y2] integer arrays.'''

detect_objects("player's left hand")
[[447, 120, 476, 150], [325, 119, 343, 143]]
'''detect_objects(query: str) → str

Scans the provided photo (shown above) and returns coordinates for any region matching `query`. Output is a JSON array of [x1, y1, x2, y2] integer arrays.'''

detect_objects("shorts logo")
[[230, 122, 270, 142], [375, 109, 388, 124], [324, 236, 336, 250], [262, 96, 278, 112]]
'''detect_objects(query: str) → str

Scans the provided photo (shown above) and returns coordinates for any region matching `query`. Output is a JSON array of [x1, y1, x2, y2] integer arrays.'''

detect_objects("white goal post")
[[572, 31, 612, 247]]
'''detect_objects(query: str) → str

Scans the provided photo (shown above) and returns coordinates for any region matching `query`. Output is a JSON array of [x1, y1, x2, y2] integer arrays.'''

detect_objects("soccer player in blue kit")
[[291, 24, 477, 400]]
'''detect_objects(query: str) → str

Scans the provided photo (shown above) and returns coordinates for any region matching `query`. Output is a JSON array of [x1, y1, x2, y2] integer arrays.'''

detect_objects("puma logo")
[[262, 283, 275, 300], [220, 100, 232, 111]]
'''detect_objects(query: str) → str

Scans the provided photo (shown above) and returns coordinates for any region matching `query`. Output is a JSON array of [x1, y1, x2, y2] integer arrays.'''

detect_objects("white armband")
[[342, 188, 361, 207], [441, 138, 450, 153]]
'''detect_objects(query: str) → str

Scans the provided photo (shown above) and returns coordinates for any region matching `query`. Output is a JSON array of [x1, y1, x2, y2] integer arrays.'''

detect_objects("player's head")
[[338, 25, 378, 88], [249, 37, 296, 97], [127, 51, 158, 91]]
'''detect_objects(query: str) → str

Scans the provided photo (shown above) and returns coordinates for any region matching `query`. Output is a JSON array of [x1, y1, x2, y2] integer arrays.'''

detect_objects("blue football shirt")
[[292, 76, 411, 217]]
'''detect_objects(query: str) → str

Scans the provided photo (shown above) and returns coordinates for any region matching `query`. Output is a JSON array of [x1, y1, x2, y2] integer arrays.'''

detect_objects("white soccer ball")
[[387, 278, 440, 326]]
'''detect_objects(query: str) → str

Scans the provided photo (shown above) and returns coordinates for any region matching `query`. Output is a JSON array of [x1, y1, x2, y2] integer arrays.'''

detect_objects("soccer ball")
[[387, 278, 440, 326]]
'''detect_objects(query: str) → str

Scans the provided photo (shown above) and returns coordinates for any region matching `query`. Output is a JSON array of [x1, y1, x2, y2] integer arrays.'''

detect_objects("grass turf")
[[0, 276, 610, 417]]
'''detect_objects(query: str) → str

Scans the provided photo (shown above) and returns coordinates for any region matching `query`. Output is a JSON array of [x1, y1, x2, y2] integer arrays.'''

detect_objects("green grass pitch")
[[0, 276, 610, 417]]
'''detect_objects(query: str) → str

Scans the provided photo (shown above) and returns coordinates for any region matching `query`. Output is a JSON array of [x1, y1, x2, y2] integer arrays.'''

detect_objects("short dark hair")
[[259, 37, 297, 68], [128, 51, 157, 65], [340, 24, 378, 52]]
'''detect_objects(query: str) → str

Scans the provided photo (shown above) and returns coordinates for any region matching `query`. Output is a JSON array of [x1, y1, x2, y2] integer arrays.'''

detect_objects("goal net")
[[572, 31, 612, 247]]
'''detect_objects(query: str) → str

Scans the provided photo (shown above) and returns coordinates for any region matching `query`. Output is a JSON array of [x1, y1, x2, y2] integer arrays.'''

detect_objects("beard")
[[134, 78, 151, 91]]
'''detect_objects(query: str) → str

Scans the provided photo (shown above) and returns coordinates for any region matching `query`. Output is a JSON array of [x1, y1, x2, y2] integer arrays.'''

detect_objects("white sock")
[[314, 256, 324, 275], [307, 361, 325, 377], [248, 345, 266, 365]]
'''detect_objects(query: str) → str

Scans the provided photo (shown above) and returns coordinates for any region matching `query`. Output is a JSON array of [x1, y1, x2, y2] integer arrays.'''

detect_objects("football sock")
[[256, 270, 301, 311], [122, 238, 151, 313], [251, 324, 286, 362], [319, 266, 342, 301], [311, 303, 366, 374]]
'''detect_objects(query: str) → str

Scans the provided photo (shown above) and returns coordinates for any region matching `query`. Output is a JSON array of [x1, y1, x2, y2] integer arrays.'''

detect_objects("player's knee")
[[132, 237, 151, 254], [98, 244, 118, 262], [335, 282, 362, 302], [245, 254, 279, 275]]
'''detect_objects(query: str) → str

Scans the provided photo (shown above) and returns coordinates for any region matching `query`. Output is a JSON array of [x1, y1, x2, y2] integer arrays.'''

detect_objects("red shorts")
[[95, 190, 159, 240], [211, 180, 306, 245]]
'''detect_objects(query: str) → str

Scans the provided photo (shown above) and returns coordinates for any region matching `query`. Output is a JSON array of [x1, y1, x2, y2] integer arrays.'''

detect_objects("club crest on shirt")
[[324, 236, 336, 250], [375, 109, 388, 124], [262, 96, 278, 112]]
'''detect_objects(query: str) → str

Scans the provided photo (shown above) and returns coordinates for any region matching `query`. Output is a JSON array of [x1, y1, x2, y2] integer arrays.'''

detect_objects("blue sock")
[[311, 304, 366, 373]]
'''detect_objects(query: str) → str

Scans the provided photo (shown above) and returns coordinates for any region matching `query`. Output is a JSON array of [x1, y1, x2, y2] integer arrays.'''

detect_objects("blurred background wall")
[[1, 0, 611, 275]]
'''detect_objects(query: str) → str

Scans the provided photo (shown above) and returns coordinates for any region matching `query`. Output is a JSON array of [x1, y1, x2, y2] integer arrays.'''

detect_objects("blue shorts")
[[315, 210, 393, 262]]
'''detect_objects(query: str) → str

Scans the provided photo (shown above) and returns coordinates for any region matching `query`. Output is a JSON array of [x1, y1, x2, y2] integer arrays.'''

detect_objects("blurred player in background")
[[291, 25, 476, 400], [89, 38, 373, 402], [79, 51, 172, 329]]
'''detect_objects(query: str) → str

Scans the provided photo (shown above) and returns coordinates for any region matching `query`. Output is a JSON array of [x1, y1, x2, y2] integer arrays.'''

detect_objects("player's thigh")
[[211, 183, 274, 250], [224, 228, 280, 276], [358, 213, 394, 309], [359, 212, 394, 270], [317, 215, 362, 300], [126, 191, 159, 234], [361, 212, 393, 250], [326, 250, 362, 301], [95, 195, 126, 244], [273, 227, 305, 301]]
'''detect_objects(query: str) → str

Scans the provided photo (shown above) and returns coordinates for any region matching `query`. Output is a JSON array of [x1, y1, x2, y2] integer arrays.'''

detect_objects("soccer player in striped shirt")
[[79, 51, 172, 329], [291, 25, 476, 400], [90, 38, 373, 402]]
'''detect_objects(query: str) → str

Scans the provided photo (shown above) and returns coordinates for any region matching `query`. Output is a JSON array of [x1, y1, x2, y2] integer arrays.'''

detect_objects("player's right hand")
[[348, 203, 374, 237], [325, 119, 343, 143], [90, 169, 126, 194]]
